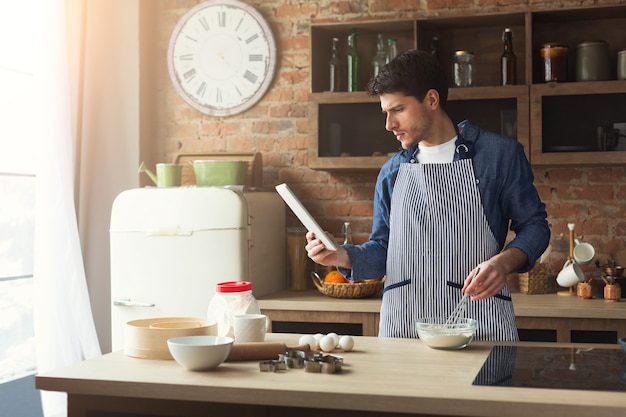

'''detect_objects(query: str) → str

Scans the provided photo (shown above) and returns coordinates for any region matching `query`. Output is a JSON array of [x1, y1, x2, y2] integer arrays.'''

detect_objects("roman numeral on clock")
[[249, 54, 263, 62], [243, 70, 258, 84], [245, 33, 259, 44], [183, 68, 197, 82], [196, 82, 207, 97], [199, 16, 209, 31]]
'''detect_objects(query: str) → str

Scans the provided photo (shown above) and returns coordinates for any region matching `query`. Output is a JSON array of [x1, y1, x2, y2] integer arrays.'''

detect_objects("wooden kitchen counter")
[[259, 290, 626, 342], [36, 334, 625, 417]]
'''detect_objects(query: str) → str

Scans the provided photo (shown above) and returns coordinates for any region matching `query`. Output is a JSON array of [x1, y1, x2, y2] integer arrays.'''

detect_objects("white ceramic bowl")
[[415, 318, 477, 350], [167, 335, 234, 371]]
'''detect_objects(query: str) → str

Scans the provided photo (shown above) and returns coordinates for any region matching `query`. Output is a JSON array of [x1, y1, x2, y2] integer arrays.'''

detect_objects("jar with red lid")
[[207, 281, 260, 337], [541, 43, 568, 82]]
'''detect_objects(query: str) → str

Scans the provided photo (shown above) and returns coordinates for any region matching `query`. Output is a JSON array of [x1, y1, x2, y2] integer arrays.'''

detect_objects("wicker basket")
[[519, 263, 548, 294], [312, 276, 385, 299]]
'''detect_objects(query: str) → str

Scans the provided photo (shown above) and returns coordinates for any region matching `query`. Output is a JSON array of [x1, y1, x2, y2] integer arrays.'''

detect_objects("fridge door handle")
[[113, 298, 156, 307]]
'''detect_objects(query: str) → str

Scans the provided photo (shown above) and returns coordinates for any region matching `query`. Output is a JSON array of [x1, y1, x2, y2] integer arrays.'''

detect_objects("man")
[[306, 49, 550, 341]]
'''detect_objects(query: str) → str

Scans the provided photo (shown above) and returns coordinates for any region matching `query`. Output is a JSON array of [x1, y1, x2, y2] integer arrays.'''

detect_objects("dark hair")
[[366, 49, 449, 111]]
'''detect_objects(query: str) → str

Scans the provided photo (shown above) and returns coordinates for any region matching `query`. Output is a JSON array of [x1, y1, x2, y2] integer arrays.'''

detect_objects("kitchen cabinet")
[[308, 5, 626, 169], [259, 290, 626, 343], [530, 7, 626, 165]]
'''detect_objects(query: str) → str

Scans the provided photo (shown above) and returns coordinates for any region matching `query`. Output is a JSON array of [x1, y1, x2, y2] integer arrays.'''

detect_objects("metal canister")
[[540, 43, 568, 82], [576, 40, 610, 82], [453, 51, 475, 87], [618, 49, 626, 81]]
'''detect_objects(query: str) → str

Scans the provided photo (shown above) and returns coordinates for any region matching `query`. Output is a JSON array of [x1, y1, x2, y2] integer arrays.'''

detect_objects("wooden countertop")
[[36, 334, 625, 417], [258, 290, 626, 319]]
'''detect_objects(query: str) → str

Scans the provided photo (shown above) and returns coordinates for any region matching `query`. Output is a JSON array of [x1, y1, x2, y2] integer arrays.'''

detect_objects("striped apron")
[[379, 157, 518, 341]]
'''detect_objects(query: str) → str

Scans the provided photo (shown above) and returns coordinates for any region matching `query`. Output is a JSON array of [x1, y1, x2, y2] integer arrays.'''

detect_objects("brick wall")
[[150, 0, 626, 279]]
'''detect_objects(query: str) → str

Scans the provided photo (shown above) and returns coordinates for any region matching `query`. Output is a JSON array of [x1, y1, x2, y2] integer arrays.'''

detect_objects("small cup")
[[556, 259, 585, 288], [233, 314, 267, 343], [573, 241, 595, 266], [156, 163, 182, 187]]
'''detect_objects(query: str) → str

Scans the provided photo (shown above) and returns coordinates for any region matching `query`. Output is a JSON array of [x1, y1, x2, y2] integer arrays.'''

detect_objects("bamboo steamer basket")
[[125, 317, 217, 359]]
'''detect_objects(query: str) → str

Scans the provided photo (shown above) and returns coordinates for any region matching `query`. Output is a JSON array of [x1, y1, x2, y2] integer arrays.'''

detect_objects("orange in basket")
[[324, 270, 347, 283]]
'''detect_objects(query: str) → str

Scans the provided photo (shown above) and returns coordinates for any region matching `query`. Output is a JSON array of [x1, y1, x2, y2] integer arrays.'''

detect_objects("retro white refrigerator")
[[110, 187, 286, 351]]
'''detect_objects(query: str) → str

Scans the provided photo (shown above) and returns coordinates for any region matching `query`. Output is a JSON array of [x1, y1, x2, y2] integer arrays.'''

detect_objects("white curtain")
[[33, 0, 101, 415], [33, 0, 141, 415]]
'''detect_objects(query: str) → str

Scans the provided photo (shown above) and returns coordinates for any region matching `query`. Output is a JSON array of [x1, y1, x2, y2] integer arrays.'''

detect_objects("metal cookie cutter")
[[279, 349, 303, 369], [305, 354, 343, 374], [259, 360, 287, 372], [321, 354, 343, 374], [260, 349, 342, 374]]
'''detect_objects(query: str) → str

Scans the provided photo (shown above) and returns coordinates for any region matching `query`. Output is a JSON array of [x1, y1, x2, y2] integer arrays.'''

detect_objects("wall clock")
[[167, 0, 277, 117]]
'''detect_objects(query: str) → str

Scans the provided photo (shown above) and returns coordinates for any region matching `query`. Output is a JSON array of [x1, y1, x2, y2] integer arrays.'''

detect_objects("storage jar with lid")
[[453, 51, 475, 87], [207, 281, 260, 337], [576, 40, 610, 82], [618, 49, 626, 80], [540, 43, 568, 82], [604, 282, 621, 302]]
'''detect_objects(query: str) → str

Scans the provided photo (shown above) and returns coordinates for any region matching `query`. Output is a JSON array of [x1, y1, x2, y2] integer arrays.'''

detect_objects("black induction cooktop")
[[473, 345, 626, 392]]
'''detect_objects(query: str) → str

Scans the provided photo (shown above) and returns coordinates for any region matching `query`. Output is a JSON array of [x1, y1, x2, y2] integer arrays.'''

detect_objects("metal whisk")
[[443, 268, 480, 328]]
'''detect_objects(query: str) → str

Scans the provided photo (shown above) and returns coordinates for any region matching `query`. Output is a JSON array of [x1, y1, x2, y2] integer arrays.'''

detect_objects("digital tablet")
[[275, 183, 338, 251]]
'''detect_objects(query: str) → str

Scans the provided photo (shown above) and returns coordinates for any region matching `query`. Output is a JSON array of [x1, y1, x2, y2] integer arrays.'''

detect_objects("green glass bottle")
[[386, 38, 397, 64], [372, 33, 387, 77], [346, 29, 359, 92]]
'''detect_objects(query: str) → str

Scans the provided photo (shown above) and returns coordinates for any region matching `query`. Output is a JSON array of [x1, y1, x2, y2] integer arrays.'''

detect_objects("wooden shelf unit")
[[308, 5, 626, 170]]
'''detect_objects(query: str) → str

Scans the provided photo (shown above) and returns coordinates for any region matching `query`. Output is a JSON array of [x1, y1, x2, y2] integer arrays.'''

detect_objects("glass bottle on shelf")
[[342, 221, 353, 245], [386, 38, 398, 64], [329, 37, 342, 92], [500, 28, 516, 85], [346, 29, 359, 92], [372, 33, 387, 77], [430, 36, 440, 62]]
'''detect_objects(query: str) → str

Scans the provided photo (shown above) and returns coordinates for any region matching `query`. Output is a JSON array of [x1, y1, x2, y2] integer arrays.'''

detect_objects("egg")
[[326, 332, 339, 346], [298, 335, 317, 350], [338, 335, 354, 351], [313, 333, 324, 349], [319, 335, 337, 352]]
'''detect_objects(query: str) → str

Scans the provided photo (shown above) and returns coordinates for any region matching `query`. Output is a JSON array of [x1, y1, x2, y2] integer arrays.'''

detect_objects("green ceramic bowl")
[[192, 160, 248, 186]]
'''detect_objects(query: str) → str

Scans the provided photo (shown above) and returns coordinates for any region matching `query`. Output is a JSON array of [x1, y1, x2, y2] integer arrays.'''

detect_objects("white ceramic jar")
[[576, 40, 610, 82], [618, 49, 626, 80]]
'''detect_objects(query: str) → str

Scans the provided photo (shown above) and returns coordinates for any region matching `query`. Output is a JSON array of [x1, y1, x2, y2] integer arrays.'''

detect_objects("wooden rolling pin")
[[226, 342, 310, 362]]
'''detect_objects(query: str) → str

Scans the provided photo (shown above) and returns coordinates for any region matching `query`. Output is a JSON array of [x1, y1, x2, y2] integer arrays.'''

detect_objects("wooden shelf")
[[308, 5, 626, 169]]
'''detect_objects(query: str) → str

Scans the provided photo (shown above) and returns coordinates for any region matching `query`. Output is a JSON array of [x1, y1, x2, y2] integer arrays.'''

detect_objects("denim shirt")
[[341, 121, 550, 280]]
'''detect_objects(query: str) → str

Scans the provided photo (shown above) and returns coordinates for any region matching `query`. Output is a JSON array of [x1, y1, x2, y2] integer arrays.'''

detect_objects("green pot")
[[192, 160, 248, 186]]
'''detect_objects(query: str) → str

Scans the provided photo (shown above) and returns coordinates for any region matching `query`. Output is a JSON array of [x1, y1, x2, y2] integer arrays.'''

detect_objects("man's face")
[[380, 92, 434, 149]]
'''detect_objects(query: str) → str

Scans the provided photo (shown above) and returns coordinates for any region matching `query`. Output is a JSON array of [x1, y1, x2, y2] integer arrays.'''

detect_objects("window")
[[0, 0, 39, 385]]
